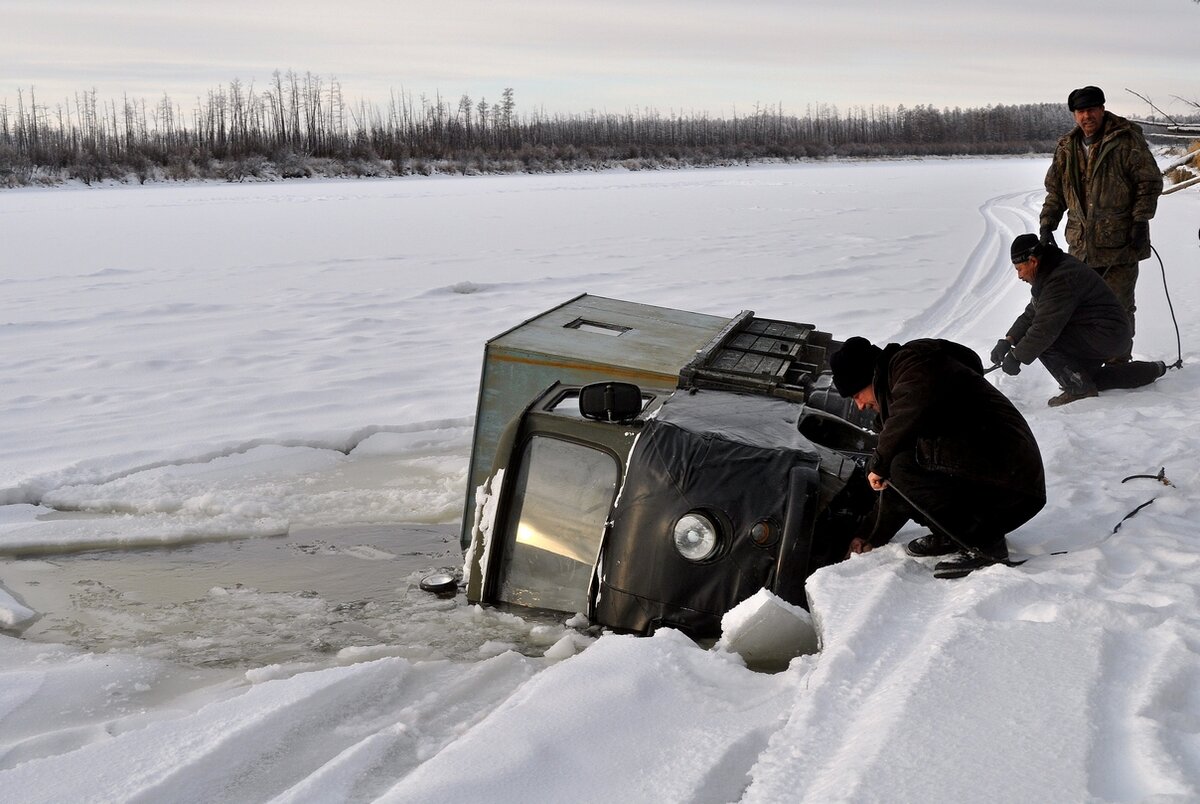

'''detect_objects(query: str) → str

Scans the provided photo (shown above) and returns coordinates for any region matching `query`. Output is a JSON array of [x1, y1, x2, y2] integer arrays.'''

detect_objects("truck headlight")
[[673, 512, 720, 562]]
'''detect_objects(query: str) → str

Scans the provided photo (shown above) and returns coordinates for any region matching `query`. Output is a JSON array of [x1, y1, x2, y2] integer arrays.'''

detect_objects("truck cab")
[[460, 295, 878, 638]]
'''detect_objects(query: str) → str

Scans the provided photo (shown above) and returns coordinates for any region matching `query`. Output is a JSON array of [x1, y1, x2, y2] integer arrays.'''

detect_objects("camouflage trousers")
[[1095, 262, 1139, 353]]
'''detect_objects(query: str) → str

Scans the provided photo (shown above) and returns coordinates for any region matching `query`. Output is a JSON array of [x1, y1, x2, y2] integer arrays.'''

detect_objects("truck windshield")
[[494, 436, 619, 614]]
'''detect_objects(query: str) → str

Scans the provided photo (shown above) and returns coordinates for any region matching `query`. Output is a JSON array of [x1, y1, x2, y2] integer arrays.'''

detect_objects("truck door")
[[492, 435, 619, 614]]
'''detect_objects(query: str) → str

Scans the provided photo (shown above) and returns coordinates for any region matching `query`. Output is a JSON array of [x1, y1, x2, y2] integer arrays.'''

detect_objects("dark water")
[[0, 523, 496, 667]]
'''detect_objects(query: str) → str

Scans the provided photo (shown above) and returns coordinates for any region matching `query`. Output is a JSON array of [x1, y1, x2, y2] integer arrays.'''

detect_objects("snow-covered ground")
[[2, 158, 1199, 802]]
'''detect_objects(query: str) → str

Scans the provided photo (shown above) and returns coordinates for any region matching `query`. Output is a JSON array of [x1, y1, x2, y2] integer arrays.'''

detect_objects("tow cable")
[[1112, 466, 1174, 535], [890, 466, 1174, 565], [1120, 466, 1174, 486], [1149, 245, 1184, 370]]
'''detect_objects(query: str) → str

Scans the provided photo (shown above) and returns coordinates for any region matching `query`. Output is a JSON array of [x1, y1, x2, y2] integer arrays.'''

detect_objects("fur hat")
[[830, 337, 882, 397], [1067, 86, 1105, 111], [1010, 233, 1042, 264]]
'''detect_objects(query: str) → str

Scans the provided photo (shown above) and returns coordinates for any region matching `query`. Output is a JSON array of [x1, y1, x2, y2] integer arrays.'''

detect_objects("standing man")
[[1040, 85, 1163, 358], [829, 336, 1046, 579], [993, 234, 1166, 407]]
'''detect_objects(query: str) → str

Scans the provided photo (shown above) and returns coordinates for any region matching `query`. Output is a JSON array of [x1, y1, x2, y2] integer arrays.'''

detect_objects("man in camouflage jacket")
[[1040, 86, 1162, 357]]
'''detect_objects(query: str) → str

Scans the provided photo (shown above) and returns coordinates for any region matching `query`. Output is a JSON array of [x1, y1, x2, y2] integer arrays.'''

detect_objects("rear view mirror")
[[579, 382, 643, 423]]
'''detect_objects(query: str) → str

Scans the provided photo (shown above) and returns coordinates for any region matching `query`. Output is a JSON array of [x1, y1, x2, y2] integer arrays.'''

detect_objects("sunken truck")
[[458, 295, 879, 639]]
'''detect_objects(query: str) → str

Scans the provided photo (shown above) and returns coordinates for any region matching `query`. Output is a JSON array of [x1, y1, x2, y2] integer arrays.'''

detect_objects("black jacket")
[[1006, 245, 1131, 364], [868, 339, 1045, 496]]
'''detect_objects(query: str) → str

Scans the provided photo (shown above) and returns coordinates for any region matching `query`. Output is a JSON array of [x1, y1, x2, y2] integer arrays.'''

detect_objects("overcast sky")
[[3, 0, 1198, 119]]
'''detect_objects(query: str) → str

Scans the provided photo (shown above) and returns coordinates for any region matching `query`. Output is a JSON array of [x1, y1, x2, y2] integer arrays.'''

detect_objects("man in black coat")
[[992, 234, 1165, 407], [829, 336, 1046, 578]]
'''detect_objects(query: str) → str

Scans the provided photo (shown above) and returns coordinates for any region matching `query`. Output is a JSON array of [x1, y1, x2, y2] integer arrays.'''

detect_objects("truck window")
[[494, 436, 619, 614]]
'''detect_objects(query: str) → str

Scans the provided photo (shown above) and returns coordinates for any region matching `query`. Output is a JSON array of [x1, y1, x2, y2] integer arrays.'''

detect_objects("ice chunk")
[[715, 588, 818, 671]]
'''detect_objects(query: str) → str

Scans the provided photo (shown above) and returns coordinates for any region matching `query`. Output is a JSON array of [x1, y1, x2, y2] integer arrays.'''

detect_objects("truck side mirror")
[[579, 382, 643, 423]]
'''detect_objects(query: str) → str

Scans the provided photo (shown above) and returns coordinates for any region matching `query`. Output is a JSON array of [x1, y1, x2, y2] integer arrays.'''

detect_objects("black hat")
[[830, 336, 882, 397], [1010, 233, 1041, 264], [1068, 86, 1105, 111]]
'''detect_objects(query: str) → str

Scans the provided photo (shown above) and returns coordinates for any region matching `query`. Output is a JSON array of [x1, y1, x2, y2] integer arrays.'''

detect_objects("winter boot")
[[1047, 388, 1099, 407], [1039, 352, 1100, 407], [904, 532, 958, 557], [933, 538, 1009, 580], [933, 553, 1000, 579]]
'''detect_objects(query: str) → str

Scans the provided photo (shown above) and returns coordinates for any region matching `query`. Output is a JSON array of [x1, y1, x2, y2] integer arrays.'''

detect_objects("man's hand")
[[1002, 353, 1021, 376], [989, 338, 1011, 366], [1131, 221, 1150, 253], [1038, 225, 1057, 248], [846, 537, 873, 557], [868, 471, 888, 491]]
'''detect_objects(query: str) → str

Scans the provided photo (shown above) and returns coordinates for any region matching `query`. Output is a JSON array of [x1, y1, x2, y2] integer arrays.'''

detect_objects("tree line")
[[0, 70, 1149, 187]]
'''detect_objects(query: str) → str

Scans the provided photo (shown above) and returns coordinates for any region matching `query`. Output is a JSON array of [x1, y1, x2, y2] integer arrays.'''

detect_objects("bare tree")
[[1, 75, 1117, 186]]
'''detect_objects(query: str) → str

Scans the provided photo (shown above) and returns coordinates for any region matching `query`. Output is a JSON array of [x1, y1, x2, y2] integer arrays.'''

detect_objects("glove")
[[989, 338, 1011, 366], [1002, 353, 1021, 376], [1131, 221, 1150, 254], [1038, 225, 1057, 248]]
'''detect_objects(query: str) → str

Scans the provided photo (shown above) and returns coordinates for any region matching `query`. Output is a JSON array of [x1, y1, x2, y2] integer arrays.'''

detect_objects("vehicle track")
[[891, 189, 1042, 344]]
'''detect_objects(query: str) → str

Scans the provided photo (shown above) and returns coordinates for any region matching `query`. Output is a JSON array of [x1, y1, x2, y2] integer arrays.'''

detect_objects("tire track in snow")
[[891, 189, 1042, 343], [0, 653, 539, 804], [741, 559, 1003, 801], [743, 555, 1102, 802]]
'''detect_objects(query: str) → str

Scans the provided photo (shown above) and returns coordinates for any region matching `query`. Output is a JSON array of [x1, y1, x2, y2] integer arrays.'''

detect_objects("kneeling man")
[[992, 234, 1166, 407], [830, 336, 1046, 578]]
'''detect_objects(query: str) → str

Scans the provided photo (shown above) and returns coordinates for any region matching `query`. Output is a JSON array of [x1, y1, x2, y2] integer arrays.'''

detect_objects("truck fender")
[[770, 465, 820, 607]]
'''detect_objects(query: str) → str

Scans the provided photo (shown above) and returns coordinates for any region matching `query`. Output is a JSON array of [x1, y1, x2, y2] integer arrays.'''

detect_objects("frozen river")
[[3, 160, 1200, 802]]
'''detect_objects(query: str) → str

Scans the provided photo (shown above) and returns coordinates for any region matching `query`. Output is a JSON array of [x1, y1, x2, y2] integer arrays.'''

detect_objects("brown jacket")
[[1040, 112, 1162, 267]]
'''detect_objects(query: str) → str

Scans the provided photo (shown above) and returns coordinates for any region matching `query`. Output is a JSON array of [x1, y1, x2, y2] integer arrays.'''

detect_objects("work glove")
[[1131, 221, 1150, 254], [1038, 225, 1057, 248], [989, 338, 1011, 366], [1002, 353, 1021, 376]]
